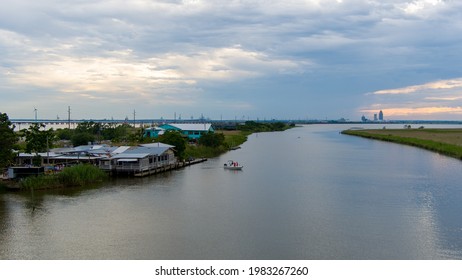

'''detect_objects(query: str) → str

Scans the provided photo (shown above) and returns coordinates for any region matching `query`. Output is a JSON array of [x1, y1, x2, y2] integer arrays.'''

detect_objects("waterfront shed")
[[101, 144, 176, 174]]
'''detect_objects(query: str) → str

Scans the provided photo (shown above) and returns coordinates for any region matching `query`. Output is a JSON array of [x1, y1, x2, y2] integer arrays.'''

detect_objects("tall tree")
[[21, 123, 55, 154], [0, 112, 17, 169], [75, 121, 101, 135], [157, 131, 186, 159], [71, 132, 95, 147]]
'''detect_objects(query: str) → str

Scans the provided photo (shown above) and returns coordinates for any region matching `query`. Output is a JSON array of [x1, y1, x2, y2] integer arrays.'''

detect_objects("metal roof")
[[18, 152, 61, 158], [51, 144, 112, 154], [116, 159, 138, 162], [73, 145, 105, 152], [127, 146, 170, 155], [140, 143, 175, 148], [17, 143, 173, 161], [110, 145, 171, 159], [163, 123, 212, 131], [144, 126, 165, 131], [111, 153, 151, 159], [112, 146, 131, 154]]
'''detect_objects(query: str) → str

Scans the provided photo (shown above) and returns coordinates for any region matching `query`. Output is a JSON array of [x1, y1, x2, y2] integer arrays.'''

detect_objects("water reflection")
[[0, 197, 9, 251]]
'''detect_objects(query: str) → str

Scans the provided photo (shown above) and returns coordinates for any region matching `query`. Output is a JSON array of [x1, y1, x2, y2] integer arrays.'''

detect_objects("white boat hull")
[[224, 165, 243, 170]]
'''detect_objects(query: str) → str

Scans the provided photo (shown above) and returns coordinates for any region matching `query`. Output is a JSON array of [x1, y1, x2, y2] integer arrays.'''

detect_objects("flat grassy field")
[[341, 128, 462, 160]]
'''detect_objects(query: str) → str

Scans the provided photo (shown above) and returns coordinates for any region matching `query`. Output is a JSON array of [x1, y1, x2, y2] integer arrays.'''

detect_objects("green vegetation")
[[20, 174, 60, 190], [184, 132, 230, 158], [184, 130, 250, 158], [54, 121, 143, 146], [223, 131, 251, 148], [184, 122, 293, 159], [0, 112, 18, 169], [71, 131, 95, 146], [20, 164, 108, 190], [0, 182, 7, 192], [199, 132, 225, 148], [342, 129, 462, 160], [237, 121, 294, 132], [58, 164, 108, 186], [157, 131, 187, 159], [20, 123, 56, 154], [185, 144, 228, 159]]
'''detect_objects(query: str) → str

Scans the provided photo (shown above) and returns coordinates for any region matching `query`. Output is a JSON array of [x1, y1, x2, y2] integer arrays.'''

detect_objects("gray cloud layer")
[[1, 0, 462, 120]]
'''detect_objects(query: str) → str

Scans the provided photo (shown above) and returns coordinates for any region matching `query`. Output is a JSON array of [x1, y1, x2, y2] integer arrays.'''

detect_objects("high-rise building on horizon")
[[379, 110, 384, 121]]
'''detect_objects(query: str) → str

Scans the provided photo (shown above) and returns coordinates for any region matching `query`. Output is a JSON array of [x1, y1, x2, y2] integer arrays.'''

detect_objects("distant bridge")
[[9, 118, 302, 131], [10, 118, 252, 130]]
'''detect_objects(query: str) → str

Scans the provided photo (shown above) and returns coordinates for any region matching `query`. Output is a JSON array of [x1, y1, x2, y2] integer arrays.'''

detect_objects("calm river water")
[[1, 124, 462, 260]]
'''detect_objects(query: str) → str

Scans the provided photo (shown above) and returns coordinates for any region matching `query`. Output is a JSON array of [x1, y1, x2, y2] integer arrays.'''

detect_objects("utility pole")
[[133, 109, 136, 127], [68, 106, 71, 129], [46, 136, 49, 165], [34, 107, 37, 122]]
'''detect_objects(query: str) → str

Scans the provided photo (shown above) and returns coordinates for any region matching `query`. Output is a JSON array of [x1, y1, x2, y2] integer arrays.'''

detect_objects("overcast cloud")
[[1, 0, 462, 120]]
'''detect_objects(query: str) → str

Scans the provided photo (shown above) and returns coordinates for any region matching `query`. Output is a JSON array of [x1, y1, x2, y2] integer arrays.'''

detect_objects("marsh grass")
[[223, 131, 251, 148], [185, 145, 227, 158], [184, 131, 251, 159], [21, 175, 59, 190], [20, 164, 108, 190], [342, 129, 462, 160]]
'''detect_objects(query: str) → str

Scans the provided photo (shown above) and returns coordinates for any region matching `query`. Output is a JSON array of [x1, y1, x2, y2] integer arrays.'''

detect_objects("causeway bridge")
[[9, 118, 251, 131]]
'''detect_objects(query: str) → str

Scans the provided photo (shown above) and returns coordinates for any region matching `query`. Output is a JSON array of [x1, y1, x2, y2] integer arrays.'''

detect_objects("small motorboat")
[[224, 160, 243, 170]]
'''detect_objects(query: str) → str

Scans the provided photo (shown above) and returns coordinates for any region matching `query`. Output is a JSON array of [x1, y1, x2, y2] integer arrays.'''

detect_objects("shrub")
[[72, 132, 95, 146], [20, 164, 107, 190], [58, 164, 107, 186], [199, 132, 225, 148], [21, 175, 58, 190]]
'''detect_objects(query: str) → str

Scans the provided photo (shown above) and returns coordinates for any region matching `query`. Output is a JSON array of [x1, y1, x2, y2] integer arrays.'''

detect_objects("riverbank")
[[18, 164, 108, 191], [342, 128, 462, 160], [2, 124, 293, 192], [184, 121, 294, 158]]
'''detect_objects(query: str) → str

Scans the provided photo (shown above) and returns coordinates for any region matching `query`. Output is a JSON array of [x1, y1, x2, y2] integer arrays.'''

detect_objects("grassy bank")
[[342, 128, 462, 160], [222, 130, 252, 148], [184, 122, 293, 159], [184, 130, 251, 159], [183, 123, 294, 159], [20, 164, 108, 190]]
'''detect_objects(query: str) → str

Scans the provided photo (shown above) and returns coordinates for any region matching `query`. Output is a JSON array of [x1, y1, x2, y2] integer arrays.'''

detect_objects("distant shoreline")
[[341, 128, 462, 160]]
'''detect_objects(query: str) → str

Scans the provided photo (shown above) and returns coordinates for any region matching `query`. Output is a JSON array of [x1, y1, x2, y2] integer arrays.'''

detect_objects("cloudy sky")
[[1, 0, 462, 121]]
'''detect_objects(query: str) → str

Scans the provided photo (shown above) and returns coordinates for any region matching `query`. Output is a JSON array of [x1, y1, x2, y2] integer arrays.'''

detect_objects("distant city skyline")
[[2, 1, 462, 121]]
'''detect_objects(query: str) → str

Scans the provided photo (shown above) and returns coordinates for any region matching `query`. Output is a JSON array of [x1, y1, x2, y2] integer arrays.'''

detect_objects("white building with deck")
[[99, 143, 177, 175]]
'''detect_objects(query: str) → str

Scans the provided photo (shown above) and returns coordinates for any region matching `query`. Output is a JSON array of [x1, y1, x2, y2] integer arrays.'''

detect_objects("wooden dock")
[[133, 158, 207, 177]]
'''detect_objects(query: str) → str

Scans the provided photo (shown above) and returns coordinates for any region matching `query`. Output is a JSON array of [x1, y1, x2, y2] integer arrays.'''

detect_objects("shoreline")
[[1, 125, 293, 192], [341, 128, 462, 160]]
